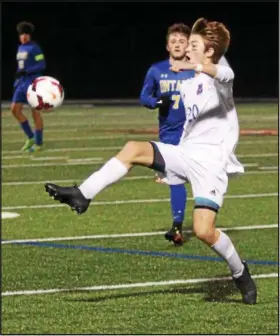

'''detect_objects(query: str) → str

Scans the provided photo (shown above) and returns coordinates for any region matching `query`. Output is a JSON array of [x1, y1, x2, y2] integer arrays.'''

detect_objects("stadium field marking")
[[2, 192, 278, 210], [259, 166, 279, 170], [2, 161, 259, 169], [238, 153, 278, 158], [1, 152, 278, 162], [1, 212, 20, 220], [2, 142, 278, 154], [2, 224, 278, 245], [2, 136, 278, 144], [2, 146, 123, 154], [2, 175, 153, 186], [2, 273, 278, 297], [2, 170, 278, 186], [3, 134, 155, 144]]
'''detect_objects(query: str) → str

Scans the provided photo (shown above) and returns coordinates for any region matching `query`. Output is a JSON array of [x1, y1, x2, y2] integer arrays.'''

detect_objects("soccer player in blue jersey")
[[11, 21, 46, 152], [140, 23, 195, 245]]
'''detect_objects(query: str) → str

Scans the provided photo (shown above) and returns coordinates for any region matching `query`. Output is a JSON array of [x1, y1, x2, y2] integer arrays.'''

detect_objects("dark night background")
[[2, 2, 279, 100]]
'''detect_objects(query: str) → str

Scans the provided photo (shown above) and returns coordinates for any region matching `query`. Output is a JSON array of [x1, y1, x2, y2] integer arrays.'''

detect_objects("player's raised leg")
[[165, 184, 186, 245], [11, 101, 34, 152], [45, 141, 157, 214], [193, 203, 257, 304], [32, 109, 44, 151]]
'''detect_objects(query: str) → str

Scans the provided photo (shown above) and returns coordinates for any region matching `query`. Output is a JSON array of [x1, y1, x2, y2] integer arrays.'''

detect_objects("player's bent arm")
[[28, 44, 46, 74], [171, 61, 234, 83], [139, 66, 158, 109], [27, 58, 46, 74], [195, 64, 234, 83]]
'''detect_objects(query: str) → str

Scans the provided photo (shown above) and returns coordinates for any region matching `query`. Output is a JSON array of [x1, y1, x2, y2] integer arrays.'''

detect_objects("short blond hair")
[[191, 18, 230, 64]]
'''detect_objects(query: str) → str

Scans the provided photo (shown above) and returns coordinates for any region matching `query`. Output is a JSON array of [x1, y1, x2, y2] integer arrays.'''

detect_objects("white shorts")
[[151, 141, 228, 208]]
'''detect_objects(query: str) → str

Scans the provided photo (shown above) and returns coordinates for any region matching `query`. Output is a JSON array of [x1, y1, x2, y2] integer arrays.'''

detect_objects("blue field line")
[[10, 240, 279, 266]]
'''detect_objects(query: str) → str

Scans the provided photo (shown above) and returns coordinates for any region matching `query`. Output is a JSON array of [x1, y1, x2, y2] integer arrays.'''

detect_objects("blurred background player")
[[140, 23, 194, 245], [11, 21, 46, 152]]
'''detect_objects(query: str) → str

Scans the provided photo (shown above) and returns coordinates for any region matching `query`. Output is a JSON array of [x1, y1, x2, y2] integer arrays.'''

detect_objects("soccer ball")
[[27, 76, 64, 111]]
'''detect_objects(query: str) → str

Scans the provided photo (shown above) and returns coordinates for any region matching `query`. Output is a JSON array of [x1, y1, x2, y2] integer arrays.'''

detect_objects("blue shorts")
[[12, 75, 40, 104]]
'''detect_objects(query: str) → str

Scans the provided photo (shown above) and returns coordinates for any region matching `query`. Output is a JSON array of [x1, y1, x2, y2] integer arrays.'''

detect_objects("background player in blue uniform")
[[11, 21, 46, 152], [140, 23, 195, 245]]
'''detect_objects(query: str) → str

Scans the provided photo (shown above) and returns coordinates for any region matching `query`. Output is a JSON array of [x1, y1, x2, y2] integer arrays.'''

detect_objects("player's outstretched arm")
[[170, 61, 234, 83], [140, 66, 158, 109]]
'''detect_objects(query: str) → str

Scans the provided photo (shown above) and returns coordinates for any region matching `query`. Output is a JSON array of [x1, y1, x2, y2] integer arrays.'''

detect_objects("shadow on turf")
[[67, 276, 241, 304]]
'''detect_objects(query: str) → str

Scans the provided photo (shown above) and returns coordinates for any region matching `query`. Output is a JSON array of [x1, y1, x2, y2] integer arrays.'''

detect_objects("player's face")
[[186, 34, 208, 64], [167, 33, 188, 60], [19, 33, 31, 44]]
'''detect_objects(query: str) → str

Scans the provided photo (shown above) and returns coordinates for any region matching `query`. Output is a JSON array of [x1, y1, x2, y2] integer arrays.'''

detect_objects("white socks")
[[212, 230, 244, 278], [79, 157, 129, 200]]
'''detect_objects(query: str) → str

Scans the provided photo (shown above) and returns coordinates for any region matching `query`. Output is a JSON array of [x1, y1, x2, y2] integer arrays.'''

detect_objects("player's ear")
[[205, 47, 214, 59], [166, 44, 170, 53]]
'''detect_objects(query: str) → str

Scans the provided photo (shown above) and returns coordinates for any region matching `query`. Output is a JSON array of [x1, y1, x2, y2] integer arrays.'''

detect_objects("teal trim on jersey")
[[195, 197, 220, 210]]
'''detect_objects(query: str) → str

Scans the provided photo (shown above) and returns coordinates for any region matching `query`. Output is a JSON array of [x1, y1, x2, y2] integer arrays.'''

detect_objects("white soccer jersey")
[[179, 64, 244, 176]]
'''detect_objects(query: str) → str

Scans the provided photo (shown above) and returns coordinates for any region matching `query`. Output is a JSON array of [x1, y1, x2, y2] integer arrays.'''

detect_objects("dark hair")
[[16, 21, 35, 35], [166, 23, 190, 42]]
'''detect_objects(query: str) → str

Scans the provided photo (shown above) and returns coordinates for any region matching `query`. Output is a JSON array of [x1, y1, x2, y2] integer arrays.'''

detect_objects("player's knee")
[[11, 104, 21, 117], [123, 141, 142, 158], [193, 224, 215, 244]]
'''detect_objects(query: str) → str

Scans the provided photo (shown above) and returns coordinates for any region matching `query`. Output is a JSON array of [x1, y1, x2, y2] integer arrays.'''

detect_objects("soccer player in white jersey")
[[45, 18, 257, 304]]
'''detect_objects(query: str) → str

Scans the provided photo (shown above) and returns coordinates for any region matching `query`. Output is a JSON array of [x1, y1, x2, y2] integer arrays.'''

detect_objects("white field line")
[[2, 141, 278, 155], [30, 156, 68, 161], [259, 166, 279, 170], [2, 273, 278, 297], [2, 161, 260, 169], [2, 176, 153, 186], [2, 137, 278, 144], [1, 152, 278, 162], [2, 146, 122, 154], [245, 170, 278, 174], [1, 115, 277, 129], [2, 224, 278, 245], [1, 170, 278, 187], [2, 193, 278, 210], [238, 153, 278, 158], [3, 134, 154, 143], [2, 161, 104, 168]]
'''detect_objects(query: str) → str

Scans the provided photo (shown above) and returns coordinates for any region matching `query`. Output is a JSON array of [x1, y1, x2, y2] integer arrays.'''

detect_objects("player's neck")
[[169, 56, 187, 65]]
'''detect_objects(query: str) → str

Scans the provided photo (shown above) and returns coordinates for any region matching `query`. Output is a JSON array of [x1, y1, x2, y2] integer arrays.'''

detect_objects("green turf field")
[[2, 103, 279, 334]]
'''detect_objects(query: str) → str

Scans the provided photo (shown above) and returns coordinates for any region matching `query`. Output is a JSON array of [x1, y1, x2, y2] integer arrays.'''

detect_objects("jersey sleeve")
[[27, 44, 46, 74], [139, 65, 158, 109], [214, 65, 234, 83]]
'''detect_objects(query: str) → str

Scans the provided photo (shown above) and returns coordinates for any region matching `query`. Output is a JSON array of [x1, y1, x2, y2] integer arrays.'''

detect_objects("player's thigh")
[[116, 141, 155, 167], [12, 87, 27, 105], [196, 169, 228, 208], [150, 141, 188, 184]]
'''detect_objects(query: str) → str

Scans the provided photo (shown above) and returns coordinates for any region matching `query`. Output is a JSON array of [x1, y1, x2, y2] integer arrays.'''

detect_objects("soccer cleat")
[[45, 183, 91, 214], [21, 138, 35, 152], [27, 144, 43, 153], [165, 226, 184, 246], [32, 144, 43, 152], [234, 261, 257, 304]]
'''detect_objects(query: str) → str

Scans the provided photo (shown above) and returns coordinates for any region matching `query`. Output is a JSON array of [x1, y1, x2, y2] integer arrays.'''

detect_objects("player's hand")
[[15, 70, 28, 79], [170, 61, 194, 72], [156, 95, 171, 117]]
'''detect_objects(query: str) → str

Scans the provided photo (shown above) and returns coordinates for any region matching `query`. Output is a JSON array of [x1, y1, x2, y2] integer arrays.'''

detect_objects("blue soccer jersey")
[[12, 41, 46, 103], [140, 59, 195, 144]]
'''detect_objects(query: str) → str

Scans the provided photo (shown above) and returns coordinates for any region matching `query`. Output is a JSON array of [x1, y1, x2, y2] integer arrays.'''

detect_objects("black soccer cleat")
[[234, 261, 257, 305], [165, 226, 184, 246], [45, 183, 90, 215]]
